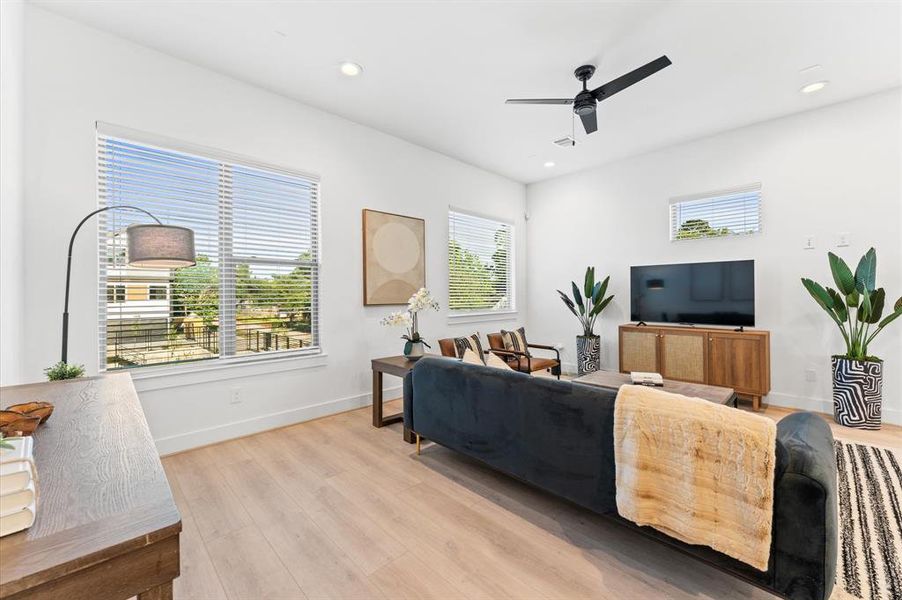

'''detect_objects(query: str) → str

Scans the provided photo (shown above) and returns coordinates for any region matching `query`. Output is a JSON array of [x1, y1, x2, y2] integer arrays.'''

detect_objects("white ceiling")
[[33, 0, 901, 183]]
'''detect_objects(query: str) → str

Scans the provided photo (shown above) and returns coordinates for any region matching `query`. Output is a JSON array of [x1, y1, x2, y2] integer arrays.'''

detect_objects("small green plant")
[[0, 433, 19, 451], [44, 361, 86, 381], [801, 247, 902, 361], [557, 267, 615, 337]]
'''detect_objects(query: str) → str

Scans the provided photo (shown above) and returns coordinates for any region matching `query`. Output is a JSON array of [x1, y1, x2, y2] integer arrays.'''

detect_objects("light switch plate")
[[804, 235, 816, 250], [837, 232, 850, 247]]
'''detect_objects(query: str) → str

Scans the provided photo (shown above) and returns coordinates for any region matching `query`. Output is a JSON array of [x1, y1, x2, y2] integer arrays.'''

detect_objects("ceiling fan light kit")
[[506, 55, 672, 135]]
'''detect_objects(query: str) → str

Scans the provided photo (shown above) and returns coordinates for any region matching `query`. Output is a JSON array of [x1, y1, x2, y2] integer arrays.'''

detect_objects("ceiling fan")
[[506, 55, 672, 135]]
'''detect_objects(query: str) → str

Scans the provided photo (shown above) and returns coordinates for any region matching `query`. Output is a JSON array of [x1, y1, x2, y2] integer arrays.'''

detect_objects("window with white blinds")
[[669, 184, 761, 241], [448, 210, 513, 313], [98, 132, 320, 370]]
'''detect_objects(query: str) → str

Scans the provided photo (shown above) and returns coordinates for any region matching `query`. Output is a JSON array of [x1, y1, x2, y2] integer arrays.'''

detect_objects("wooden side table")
[[371, 355, 420, 443]]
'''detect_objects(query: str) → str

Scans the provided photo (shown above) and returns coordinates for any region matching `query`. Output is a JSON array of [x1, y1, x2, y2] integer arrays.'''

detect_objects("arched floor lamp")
[[62, 206, 196, 363]]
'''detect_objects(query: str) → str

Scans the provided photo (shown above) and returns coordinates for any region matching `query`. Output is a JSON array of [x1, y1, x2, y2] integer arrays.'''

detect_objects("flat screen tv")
[[630, 259, 755, 327]]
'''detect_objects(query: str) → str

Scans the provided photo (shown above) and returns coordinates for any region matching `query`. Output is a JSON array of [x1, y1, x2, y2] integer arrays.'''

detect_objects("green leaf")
[[858, 285, 872, 322], [877, 307, 902, 329], [591, 281, 602, 305], [597, 275, 610, 301], [846, 288, 860, 308], [801, 278, 834, 312], [557, 290, 579, 318], [895, 296, 902, 312], [590, 294, 614, 317], [866, 289, 885, 324], [828, 252, 856, 295], [571, 281, 585, 315], [584, 267, 595, 300], [854, 247, 877, 292], [827, 288, 848, 321]]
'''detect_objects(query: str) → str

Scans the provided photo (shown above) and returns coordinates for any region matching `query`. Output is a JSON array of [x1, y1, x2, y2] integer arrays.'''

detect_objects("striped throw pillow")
[[454, 333, 485, 364], [501, 327, 530, 357]]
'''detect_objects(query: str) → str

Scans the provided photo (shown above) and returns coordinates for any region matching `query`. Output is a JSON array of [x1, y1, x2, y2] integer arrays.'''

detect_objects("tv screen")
[[630, 260, 755, 327]]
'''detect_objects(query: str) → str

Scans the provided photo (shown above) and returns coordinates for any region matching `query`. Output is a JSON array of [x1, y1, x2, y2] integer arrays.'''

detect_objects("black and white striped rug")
[[834, 441, 902, 600]]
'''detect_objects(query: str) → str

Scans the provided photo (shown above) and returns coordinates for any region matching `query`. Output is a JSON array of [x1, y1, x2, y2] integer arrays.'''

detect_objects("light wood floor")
[[162, 399, 901, 600]]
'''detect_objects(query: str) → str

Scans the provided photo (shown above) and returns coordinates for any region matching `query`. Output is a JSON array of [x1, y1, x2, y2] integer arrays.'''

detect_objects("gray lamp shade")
[[126, 224, 196, 268]]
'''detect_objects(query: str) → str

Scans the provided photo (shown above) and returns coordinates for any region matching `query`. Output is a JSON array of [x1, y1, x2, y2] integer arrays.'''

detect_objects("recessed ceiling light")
[[544, 161, 555, 168], [340, 62, 363, 77], [800, 80, 828, 94]]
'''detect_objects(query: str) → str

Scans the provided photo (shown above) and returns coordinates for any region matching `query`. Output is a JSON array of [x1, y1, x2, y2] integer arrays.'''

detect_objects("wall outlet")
[[804, 235, 816, 250], [805, 369, 817, 382], [837, 232, 850, 247], [229, 388, 242, 405]]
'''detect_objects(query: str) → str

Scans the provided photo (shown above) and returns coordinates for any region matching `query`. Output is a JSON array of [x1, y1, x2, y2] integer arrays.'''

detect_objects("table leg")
[[139, 581, 173, 600], [372, 369, 383, 427], [403, 427, 416, 444]]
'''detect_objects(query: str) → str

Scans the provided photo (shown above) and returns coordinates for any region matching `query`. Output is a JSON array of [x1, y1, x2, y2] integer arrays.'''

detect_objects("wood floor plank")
[[298, 480, 407, 575], [368, 552, 466, 600], [261, 510, 384, 600], [325, 468, 546, 599], [205, 525, 307, 600], [162, 398, 901, 600], [172, 512, 228, 600], [165, 450, 254, 542]]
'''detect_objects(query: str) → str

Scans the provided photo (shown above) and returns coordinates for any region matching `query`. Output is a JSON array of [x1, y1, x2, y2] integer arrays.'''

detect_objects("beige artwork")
[[362, 209, 426, 305]]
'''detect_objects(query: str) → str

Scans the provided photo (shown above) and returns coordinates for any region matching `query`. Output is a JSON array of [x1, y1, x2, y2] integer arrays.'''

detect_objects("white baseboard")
[[766, 391, 901, 426], [154, 385, 402, 455]]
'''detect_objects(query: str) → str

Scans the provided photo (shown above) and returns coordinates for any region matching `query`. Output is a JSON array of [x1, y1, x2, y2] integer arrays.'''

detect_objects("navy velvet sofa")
[[402, 356, 837, 600]]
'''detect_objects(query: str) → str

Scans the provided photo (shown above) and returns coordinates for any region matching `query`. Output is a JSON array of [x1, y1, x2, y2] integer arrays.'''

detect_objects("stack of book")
[[1, 436, 37, 537]]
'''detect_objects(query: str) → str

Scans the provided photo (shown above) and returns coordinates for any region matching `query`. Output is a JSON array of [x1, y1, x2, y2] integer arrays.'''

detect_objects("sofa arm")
[[402, 371, 414, 432], [771, 412, 837, 600]]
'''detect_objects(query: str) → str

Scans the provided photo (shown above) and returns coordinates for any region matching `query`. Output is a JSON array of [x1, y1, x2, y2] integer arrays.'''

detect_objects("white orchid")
[[407, 287, 440, 313], [381, 288, 438, 348]]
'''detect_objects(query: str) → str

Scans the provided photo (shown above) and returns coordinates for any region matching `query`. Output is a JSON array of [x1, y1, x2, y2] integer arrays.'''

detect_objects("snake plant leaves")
[[571, 281, 585, 315], [827, 288, 848, 322], [828, 252, 856, 295], [801, 278, 834, 312], [854, 247, 877, 293]]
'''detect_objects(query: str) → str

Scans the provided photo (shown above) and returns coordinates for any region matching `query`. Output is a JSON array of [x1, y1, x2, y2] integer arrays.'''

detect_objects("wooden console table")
[[371, 355, 420, 443], [619, 324, 770, 410], [0, 374, 180, 600]]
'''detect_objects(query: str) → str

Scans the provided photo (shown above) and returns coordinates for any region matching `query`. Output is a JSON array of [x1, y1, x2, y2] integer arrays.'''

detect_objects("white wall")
[[0, 0, 26, 386], [22, 7, 526, 453], [527, 89, 902, 424]]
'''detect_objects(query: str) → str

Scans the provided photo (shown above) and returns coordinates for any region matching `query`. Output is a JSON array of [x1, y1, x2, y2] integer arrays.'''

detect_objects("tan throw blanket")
[[614, 385, 777, 571]]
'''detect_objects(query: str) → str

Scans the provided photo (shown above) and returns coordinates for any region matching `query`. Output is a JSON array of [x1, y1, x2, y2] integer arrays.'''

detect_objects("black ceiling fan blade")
[[591, 55, 671, 101], [505, 98, 574, 105], [579, 110, 597, 134]]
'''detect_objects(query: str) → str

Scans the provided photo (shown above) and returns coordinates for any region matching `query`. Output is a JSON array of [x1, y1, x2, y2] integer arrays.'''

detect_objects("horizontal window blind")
[[98, 133, 320, 370], [669, 184, 761, 241], [448, 210, 513, 313]]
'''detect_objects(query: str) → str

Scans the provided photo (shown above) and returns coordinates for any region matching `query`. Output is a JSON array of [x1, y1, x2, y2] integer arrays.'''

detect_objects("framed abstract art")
[[362, 209, 426, 305]]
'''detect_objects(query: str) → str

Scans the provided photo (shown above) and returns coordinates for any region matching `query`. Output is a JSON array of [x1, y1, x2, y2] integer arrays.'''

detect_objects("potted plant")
[[44, 361, 85, 381], [557, 267, 614, 375], [801, 247, 902, 429], [380, 288, 439, 360]]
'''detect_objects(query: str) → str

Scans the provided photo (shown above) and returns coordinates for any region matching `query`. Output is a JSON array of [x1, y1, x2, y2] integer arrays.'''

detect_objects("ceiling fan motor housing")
[[573, 91, 596, 115]]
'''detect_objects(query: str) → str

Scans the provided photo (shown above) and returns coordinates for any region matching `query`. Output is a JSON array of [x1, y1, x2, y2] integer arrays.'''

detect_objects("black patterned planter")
[[576, 335, 601, 376], [832, 356, 882, 430]]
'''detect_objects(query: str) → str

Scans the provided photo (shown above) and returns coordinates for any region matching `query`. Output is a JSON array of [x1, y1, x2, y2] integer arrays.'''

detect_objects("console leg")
[[416, 433, 421, 455]]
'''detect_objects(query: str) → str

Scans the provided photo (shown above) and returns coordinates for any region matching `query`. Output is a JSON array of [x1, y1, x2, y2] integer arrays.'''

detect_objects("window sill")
[[125, 350, 328, 392], [447, 310, 520, 325]]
